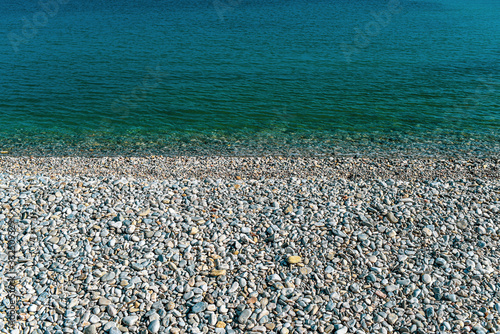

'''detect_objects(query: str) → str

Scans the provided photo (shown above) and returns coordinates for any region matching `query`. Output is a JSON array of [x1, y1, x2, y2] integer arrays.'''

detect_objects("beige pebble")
[[287, 256, 302, 264]]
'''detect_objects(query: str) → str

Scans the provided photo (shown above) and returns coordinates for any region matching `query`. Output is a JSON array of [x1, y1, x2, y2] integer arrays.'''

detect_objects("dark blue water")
[[0, 0, 499, 156]]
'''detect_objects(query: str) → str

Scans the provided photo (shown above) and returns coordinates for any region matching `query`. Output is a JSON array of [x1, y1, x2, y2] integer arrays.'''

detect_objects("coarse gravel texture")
[[0, 157, 498, 181], [0, 157, 499, 334]]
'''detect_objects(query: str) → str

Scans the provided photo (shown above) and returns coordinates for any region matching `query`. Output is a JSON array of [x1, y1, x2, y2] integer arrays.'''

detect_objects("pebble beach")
[[1, 156, 499, 334]]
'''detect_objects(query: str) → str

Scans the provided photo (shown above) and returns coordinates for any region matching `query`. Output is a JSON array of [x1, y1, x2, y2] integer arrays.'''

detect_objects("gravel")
[[0, 157, 499, 333], [0, 156, 498, 181]]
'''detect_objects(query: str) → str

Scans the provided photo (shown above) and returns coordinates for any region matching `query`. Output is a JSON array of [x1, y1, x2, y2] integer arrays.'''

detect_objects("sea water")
[[0, 0, 498, 156]]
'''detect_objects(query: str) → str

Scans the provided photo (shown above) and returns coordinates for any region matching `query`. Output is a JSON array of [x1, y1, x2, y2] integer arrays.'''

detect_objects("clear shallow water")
[[0, 0, 498, 156]]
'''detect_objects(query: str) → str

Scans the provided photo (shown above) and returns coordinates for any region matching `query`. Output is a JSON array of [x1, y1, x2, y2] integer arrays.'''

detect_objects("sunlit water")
[[0, 0, 498, 156]]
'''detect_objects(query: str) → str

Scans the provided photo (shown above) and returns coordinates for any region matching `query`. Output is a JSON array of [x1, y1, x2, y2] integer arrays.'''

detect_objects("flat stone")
[[101, 272, 116, 282], [238, 309, 252, 324], [385, 285, 398, 292], [49, 236, 60, 244], [138, 208, 150, 216], [109, 327, 122, 334], [83, 325, 97, 334], [210, 269, 226, 276], [358, 233, 369, 241], [287, 256, 302, 264], [192, 302, 207, 313], [299, 267, 312, 275], [98, 297, 111, 306], [122, 315, 139, 327]]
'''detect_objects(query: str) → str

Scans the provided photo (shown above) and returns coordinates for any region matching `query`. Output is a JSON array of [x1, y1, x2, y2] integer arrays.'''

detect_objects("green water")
[[0, 0, 498, 156]]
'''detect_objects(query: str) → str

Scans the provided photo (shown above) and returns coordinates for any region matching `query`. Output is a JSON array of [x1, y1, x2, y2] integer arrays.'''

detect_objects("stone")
[[216, 321, 226, 328], [287, 256, 302, 264], [83, 325, 97, 334], [192, 302, 207, 313], [299, 267, 312, 275], [122, 315, 139, 327], [422, 274, 431, 284], [387, 313, 398, 325], [386, 212, 398, 223], [98, 297, 111, 306], [385, 285, 398, 292], [138, 208, 150, 216], [49, 236, 60, 244], [3, 160, 497, 334], [109, 327, 122, 334], [167, 301, 175, 310], [238, 309, 252, 324], [148, 319, 160, 333], [210, 269, 226, 276], [335, 326, 348, 334]]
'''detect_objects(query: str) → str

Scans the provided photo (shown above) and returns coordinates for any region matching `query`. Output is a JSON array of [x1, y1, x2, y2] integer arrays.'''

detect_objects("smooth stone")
[[104, 322, 117, 331], [358, 233, 369, 241], [107, 305, 117, 317], [216, 321, 226, 328], [210, 269, 226, 276], [83, 325, 97, 334], [167, 301, 175, 310], [350, 283, 361, 293], [287, 256, 302, 264], [148, 319, 160, 333], [101, 272, 116, 282], [268, 274, 281, 281], [89, 315, 100, 324], [109, 327, 122, 334], [192, 302, 207, 313], [238, 309, 252, 324], [386, 212, 398, 223], [422, 227, 432, 236], [335, 326, 348, 334], [122, 315, 139, 327], [49, 236, 60, 244], [387, 313, 398, 325], [138, 208, 150, 216], [98, 297, 111, 306], [385, 285, 398, 292]]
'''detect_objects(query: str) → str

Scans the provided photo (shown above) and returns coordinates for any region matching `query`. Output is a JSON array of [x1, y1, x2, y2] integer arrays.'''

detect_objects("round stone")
[[422, 274, 431, 284]]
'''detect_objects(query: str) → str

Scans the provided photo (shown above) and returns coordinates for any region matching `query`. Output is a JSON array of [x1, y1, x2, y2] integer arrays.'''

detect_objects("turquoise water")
[[0, 0, 499, 156]]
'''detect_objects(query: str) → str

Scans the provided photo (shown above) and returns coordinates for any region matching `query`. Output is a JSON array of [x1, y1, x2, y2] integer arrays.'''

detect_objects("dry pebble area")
[[0, 157, 499, 334]]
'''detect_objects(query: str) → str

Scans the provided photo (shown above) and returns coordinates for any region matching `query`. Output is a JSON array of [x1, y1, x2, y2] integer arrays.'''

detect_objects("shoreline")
[[1, 156, 499, 180]]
